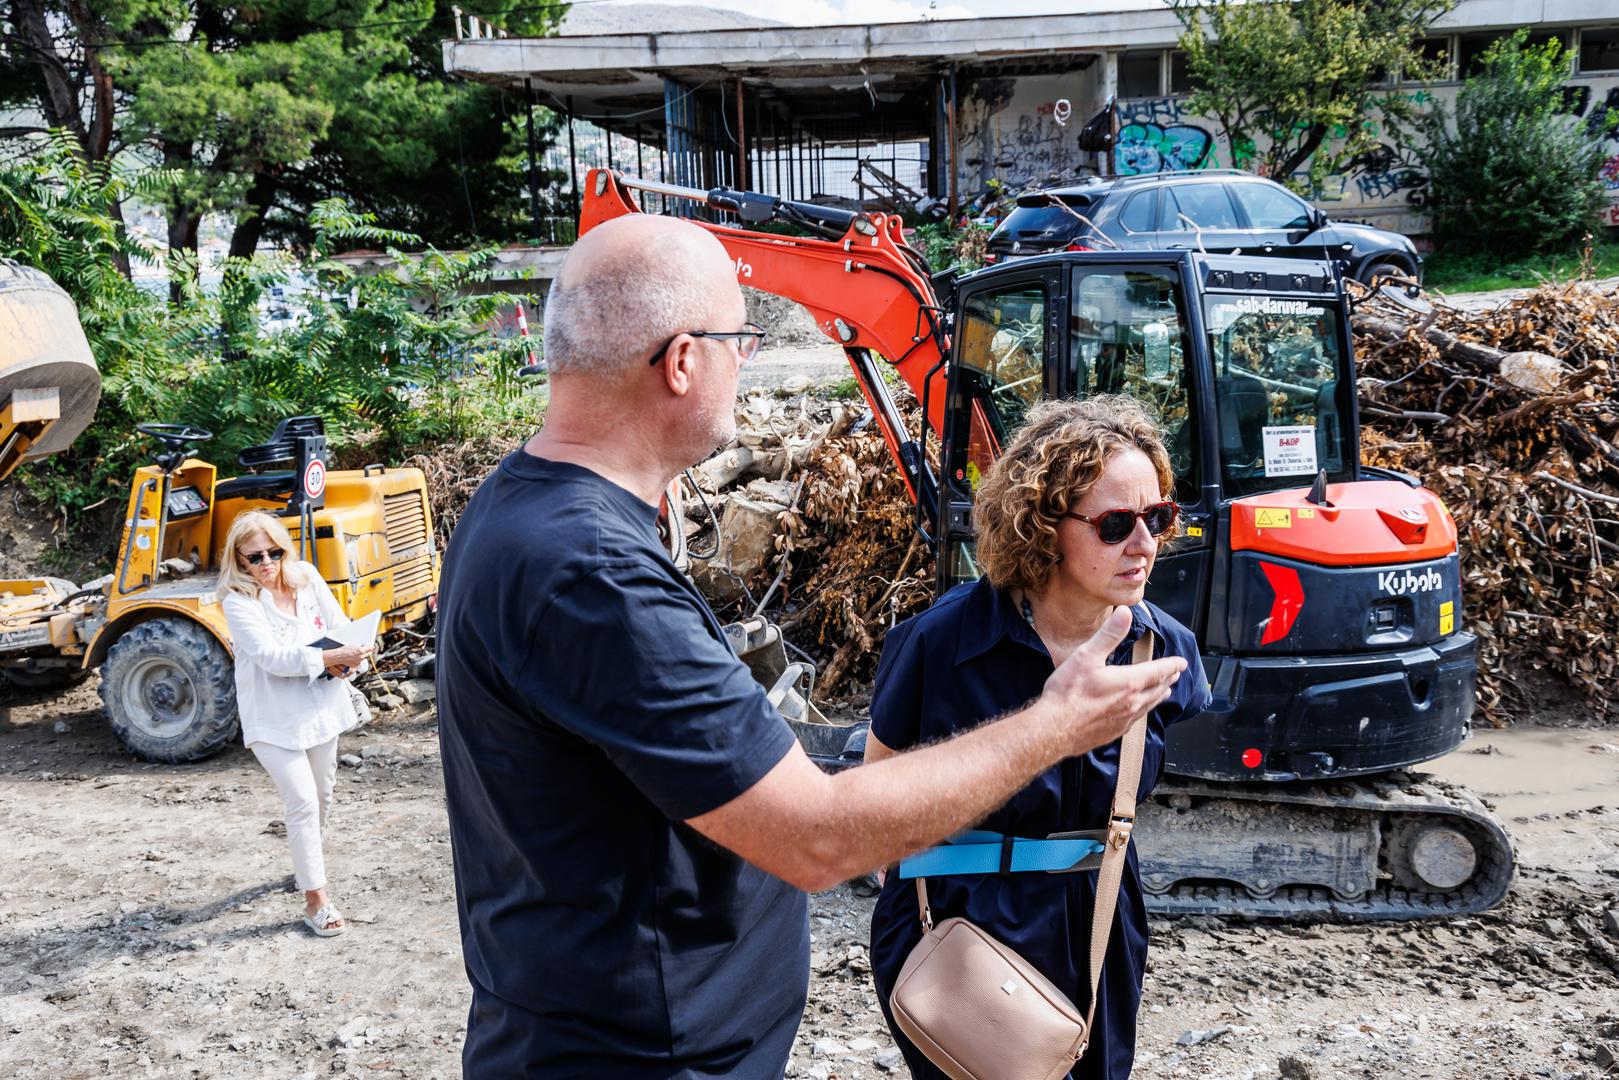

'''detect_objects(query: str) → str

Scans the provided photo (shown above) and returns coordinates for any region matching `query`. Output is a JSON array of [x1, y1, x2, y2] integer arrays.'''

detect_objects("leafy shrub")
[[1416, 31, 1612, 255], [1, 138, 540, 557]]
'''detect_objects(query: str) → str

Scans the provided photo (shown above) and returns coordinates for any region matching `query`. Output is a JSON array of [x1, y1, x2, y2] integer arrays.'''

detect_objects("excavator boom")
[[579, 169, 946, 520]]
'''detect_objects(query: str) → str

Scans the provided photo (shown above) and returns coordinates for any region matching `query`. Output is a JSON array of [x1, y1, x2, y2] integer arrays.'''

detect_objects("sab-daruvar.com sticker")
[[1262, 426, 1317, 476]]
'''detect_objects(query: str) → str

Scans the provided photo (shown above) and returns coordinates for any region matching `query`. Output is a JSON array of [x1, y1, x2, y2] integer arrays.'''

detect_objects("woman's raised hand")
[[1040, 606, 1186, 757]]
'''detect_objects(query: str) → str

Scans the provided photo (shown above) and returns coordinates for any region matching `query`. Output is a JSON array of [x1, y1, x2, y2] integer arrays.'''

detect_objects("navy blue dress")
[[868, 578, 1210, 1080]]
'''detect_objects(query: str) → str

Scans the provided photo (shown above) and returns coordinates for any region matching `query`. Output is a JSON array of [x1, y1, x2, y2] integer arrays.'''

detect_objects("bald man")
[[435, 215, 1186, 1077]]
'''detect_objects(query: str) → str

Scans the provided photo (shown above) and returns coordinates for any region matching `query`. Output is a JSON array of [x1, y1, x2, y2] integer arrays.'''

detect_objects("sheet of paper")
[[1262, 425, 1318, 477], [310, 608, 381, 650]]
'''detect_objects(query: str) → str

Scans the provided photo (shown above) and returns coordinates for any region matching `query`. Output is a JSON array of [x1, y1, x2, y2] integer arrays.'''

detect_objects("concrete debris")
[[330, 1017, 373, 1049], [1176, 1024, 1232, 1046], [874, 1046, 905, 1071], [51, 720, 69, 734], [1594, 1043, 1618, 1070], [396, 679, 436, 706], [338, 753, 363, 769], [810, 1037, 846, 1058], [1277, 1055, 1318, 1080], [1603, 909, 1619, 937]]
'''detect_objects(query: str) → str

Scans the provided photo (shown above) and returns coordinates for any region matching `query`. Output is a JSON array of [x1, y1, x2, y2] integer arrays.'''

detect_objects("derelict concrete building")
[[442, 1, 1619, 236]]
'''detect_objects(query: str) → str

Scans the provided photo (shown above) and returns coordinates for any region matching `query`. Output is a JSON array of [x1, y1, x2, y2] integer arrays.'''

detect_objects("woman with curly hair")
[[866, 395, 1211, 1080]]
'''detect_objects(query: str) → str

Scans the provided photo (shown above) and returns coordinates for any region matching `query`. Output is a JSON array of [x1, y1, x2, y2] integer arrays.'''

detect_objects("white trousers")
[[251, 736, 339, 892]]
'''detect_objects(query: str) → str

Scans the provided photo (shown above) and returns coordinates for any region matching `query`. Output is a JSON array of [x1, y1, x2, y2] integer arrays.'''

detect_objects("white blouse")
[[221, 562, 363, 751]]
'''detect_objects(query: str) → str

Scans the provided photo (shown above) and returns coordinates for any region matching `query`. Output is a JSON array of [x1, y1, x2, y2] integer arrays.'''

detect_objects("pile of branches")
[[769, 412, 935, 694], [679, 392, 935, 696], [394, 393, 937, 697], [1354, 277, 1619, 719]]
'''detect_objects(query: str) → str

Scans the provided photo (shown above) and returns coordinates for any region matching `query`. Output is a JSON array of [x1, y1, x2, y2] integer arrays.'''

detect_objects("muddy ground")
[[2, 678, 1616, 1080]]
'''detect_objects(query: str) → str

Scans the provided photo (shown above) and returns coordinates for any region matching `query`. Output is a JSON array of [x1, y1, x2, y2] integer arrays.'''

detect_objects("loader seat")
[[237, 415, 326, 471], [217, 415, 323, 505], [213, 472, 295, 503]]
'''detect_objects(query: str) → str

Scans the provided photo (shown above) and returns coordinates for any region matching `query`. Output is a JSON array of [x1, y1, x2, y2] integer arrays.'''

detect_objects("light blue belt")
[[897, 829, 1107, 879]]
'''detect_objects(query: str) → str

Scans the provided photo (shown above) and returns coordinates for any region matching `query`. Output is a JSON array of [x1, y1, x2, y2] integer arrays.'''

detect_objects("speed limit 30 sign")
[[302, 457, 327, 501]]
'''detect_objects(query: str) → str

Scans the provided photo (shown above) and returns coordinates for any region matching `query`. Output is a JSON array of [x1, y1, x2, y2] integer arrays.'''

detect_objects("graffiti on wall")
[[1114, 97, 1215, 176], [967, 74, 1619, 229], [990, 113, 1084, 181], [1116, 123, 1214, 174], [1341, 143, 1428, 204], [1564, 85, 1619, 191]]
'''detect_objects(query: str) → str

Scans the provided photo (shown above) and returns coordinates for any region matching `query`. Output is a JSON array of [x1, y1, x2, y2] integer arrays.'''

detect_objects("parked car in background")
[[984, 170, 1422, 284]]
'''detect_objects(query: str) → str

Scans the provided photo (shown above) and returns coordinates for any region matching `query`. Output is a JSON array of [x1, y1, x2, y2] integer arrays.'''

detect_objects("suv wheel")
[[1360, 260, 1407, 286]]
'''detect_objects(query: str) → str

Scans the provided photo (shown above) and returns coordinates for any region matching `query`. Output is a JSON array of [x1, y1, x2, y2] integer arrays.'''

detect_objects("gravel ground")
[[2, 680, 1616, 1080]]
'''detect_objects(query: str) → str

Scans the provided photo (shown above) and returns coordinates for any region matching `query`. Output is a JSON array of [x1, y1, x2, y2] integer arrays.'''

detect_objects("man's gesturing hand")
[[1039, 606, 1187, 757]]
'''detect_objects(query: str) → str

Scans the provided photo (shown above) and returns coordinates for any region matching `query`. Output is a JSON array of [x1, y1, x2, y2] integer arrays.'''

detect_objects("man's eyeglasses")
[[242, 548, 285, 566], [1065, 502, 1179, 545], [646, 323, 767, 366]]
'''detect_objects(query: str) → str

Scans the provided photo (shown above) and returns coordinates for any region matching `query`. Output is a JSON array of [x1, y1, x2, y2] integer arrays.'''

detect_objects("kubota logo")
[[734, 256, 754, 279], [1378, 568, 1443, 595]]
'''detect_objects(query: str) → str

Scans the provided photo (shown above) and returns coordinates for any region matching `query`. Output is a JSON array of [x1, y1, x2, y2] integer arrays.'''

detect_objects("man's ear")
[[660, 335, 696, 397]]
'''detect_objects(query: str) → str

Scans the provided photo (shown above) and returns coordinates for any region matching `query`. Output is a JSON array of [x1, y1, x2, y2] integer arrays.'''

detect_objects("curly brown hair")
[[972, 395, 1174, 594]]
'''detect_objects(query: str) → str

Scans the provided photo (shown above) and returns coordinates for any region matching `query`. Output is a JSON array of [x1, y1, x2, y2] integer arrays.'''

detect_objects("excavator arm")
[[578, 169, 948, 528]]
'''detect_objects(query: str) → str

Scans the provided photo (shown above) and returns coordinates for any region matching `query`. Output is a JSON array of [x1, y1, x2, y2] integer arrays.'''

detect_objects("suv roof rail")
[[1109, 168, 1261, 186]]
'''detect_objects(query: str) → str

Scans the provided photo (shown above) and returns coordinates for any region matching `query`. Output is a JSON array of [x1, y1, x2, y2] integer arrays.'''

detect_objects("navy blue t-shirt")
[[868, 578, 1211, 1080], [436, 450, 809, 1078]]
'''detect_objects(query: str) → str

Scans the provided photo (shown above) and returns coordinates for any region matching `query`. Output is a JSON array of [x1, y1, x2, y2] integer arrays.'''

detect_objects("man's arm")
[[687, 607, 1186, 892]]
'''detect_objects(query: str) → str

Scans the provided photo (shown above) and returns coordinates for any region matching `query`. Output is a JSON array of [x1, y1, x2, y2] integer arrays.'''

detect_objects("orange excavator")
[[578, 169, 1513, 921]]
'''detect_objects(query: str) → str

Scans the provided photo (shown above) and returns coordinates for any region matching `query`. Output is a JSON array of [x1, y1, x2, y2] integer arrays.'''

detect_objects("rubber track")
[[1141, 775, 1516, 922]]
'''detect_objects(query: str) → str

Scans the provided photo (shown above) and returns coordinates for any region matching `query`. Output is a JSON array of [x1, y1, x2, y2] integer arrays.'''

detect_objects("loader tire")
[[100, 618, 238, 763]]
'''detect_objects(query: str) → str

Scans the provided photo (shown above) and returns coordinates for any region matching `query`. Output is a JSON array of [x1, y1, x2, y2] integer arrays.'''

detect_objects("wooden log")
[[1353, 313, 1515, 371]]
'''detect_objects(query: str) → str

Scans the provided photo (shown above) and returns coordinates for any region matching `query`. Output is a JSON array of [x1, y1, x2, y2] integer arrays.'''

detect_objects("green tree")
[[1, 144, 539, 539], [0, 0, 565, 285], [1172, 0, 1451, 187], [1415, 31, 1612, 255], [273, 0, 569, 250]]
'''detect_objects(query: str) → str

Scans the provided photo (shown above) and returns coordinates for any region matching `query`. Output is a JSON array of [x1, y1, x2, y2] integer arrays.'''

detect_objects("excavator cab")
[[936, 251, 1506, 916]]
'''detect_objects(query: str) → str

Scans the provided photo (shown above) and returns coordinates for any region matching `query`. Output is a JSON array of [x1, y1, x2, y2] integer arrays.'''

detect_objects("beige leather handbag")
[[887, 632, 1153, 1080]]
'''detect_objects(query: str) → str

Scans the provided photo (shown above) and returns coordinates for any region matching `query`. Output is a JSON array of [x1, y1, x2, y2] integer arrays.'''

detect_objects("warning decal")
[[1254, 508, 1292, 529]]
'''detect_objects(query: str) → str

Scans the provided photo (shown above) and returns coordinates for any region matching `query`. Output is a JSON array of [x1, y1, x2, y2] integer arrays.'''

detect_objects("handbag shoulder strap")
[[1080, 625, 1153, 1045], [912, 618, 1158, 961]]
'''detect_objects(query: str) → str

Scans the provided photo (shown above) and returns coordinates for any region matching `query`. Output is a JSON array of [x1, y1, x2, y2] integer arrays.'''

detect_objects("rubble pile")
[[682, 392, 935, 695], [1354, 277, 1619, 719], [394, 392, 935, 697]]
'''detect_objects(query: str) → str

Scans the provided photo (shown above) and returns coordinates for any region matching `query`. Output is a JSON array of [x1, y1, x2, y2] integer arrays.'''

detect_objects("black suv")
[[984, 171, 1421, 284]]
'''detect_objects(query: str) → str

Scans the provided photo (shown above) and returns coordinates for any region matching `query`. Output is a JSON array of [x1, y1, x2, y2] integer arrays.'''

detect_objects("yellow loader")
[[1, 263, 438, 762]]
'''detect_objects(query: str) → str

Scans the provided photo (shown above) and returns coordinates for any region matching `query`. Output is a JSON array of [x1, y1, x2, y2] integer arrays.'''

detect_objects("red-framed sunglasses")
[[1064, 501, 1179, 545]]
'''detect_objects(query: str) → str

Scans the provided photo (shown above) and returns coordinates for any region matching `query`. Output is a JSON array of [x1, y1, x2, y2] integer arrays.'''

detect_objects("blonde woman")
[[218, 511, 373, 937]]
